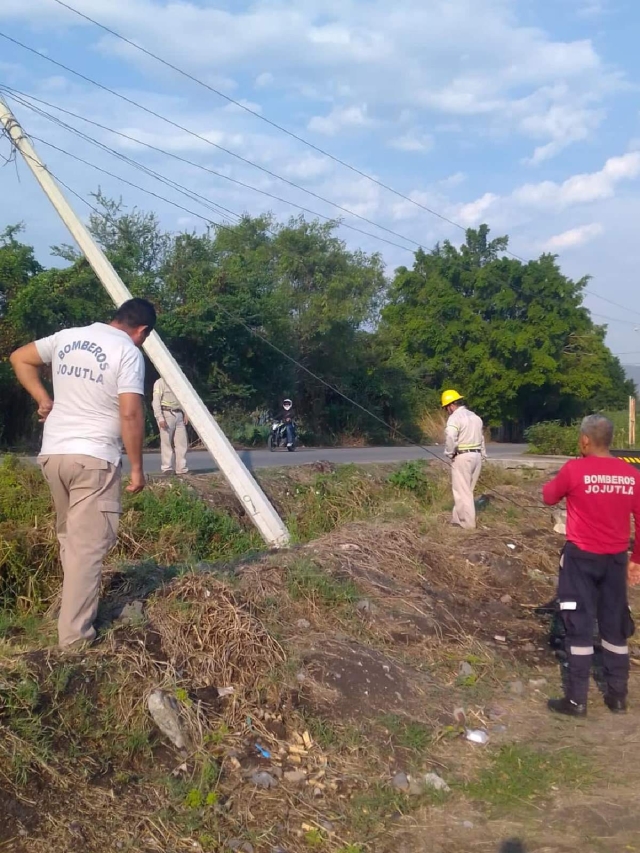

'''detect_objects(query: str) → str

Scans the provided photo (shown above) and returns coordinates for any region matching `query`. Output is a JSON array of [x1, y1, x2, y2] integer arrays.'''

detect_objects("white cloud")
[[389, 132, 434, 153], [308, 105, 373, 136], [456, 192, 500, 226], [576, 0, 607, 19], [520, 102, 605, 165], [0, 0, 623, 162], [513, 152, 640, 209], [255, 72, 274, 88], [542, 222, 604, 251], [438, 172, 466, 189], [444, 152, 640, 236]]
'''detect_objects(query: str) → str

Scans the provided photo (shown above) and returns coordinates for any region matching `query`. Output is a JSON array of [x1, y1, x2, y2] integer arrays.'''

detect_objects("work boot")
[[547, 697, 587, 718], [604, 694, 627, 714]]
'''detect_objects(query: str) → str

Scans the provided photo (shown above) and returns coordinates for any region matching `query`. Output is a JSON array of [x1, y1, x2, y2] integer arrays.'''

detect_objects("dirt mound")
[[300, 638, 436, 719]]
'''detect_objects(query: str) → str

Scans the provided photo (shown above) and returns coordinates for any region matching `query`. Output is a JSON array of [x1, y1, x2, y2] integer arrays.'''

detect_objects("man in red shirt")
[[542, 414, 640, 717]]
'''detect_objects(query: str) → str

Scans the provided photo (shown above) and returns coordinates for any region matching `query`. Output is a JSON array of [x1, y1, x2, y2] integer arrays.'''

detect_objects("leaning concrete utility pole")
[[0, 98, 290, 548]]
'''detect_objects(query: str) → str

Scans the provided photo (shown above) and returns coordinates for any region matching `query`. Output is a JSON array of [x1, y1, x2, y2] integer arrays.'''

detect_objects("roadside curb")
[[488, 456, 571, 470]]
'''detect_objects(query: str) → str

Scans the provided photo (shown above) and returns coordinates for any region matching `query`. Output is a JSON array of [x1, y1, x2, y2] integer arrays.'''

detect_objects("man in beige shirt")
[[442, 389, 486, 529], [152, 377, 189, 475]]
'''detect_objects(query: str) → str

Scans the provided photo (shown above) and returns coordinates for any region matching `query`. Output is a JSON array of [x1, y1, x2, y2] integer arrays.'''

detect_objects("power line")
[[5, 98, 638, 341], [3, 40, 637, 331], [587, 291, 640, 319], [28, 136, 234, 231], [49, 0, 477, 236], [0, 86, 418, 254], [41, 0, 640, 323], [590, 313, 639, 328], [0, 31, 424, 253], [9, 139, 551, 512]]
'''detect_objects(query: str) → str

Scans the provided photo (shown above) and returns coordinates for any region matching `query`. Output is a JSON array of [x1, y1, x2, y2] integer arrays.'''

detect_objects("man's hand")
[[628, 560, 640, 587], [37, 396, 54, 423], [183, 414, 189, 427], [159, 419, 168, 430], [126, 469, 146, 494]]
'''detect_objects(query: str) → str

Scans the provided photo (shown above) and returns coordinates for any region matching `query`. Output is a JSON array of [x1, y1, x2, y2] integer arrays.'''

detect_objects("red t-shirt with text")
[[542, 456, 640, 561]]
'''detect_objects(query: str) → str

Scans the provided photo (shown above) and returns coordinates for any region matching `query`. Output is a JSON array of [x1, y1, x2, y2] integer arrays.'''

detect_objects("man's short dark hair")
[[113, 298, 157, 331]]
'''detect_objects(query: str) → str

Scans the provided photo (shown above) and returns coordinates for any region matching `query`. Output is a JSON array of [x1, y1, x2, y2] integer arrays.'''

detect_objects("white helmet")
[[283, 399, 293, 410]]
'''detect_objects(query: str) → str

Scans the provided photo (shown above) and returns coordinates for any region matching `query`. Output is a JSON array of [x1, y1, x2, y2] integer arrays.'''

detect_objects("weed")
[[50, 663, 75, 697], [123, 483, 260, 563], [204, 722, 230, 747], [379, 714, 432, 753], [302, 713, 366, 751], [304, 827, 325, 847], [464, 744, 593, 809], [184, 789, 217, 809], [348, 784, 408, 836], [286, 558, 359, 607], [388, 461, 435, 499]]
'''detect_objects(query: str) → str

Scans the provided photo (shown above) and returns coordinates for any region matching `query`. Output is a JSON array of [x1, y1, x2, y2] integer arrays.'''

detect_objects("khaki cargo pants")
[[39, 454, 122, 648], [159, 410, 189, 474], [451, 452, 482, 529]]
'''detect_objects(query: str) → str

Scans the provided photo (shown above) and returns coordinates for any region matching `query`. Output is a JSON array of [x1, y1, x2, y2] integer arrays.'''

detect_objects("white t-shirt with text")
[[35, 322, 145, 465]]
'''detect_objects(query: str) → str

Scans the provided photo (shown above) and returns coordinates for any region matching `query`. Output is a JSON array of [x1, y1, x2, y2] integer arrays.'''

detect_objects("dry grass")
[[419, 409, 447, 444], [1, 462, 605, 853], [147, 575, 285, 698]]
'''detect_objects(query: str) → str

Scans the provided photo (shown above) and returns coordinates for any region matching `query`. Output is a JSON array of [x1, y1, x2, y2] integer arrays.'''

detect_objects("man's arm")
[[152, 379, 167, 429], [119, 393, 146, 493], [542, 463, 572, 506], [444, 421, 458, 459], [9, 343, 53, 422]]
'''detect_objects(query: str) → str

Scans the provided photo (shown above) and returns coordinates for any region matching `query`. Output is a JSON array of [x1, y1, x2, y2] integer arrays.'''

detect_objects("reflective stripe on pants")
[[558, 542, 633, 704]]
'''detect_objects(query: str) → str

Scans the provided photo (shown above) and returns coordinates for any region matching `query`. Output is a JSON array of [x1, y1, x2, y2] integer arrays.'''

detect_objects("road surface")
[[119, 443, 555, 474]]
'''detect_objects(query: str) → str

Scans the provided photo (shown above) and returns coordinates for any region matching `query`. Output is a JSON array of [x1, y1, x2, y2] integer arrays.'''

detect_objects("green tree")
[[380, 225, 633, 427]]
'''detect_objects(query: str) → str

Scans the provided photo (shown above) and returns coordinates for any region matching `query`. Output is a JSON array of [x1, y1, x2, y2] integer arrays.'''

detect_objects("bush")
[[525, 421, 578, 456], [526, 410, 633, 456]]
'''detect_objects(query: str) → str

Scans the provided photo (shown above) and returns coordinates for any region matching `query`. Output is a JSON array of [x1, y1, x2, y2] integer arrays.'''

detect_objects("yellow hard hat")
[[441, 389, 464, 408]]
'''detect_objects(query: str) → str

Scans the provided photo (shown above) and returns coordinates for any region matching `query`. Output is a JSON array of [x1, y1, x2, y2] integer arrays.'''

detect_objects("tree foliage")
[[0, 206, 634, 448], [380, 224, 634, 425]]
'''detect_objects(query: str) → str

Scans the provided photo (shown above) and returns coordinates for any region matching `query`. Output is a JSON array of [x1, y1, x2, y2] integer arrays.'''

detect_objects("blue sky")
[[1, 0, 640, 368]]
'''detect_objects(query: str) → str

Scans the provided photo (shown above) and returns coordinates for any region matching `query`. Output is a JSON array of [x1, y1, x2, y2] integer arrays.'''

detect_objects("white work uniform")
[[152, 378, 189, 474], [444, 405, 486, 529]]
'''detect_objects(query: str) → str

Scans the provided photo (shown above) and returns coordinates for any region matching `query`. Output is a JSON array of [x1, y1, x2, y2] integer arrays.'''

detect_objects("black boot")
[[604, 694, 627, 714], [547, 697, 587, 718]]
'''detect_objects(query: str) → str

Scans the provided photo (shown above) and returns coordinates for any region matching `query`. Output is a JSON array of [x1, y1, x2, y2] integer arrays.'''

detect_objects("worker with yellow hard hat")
[[441, 389, 486, 528]]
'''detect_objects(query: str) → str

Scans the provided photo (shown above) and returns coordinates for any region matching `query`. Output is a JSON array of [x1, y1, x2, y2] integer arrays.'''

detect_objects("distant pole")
[[0, 97, 290, 548], [630, 396, 636, 448]]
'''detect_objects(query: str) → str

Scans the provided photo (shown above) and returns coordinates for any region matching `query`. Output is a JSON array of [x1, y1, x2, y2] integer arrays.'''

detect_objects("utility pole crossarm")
[[0, 97, 290, 548]]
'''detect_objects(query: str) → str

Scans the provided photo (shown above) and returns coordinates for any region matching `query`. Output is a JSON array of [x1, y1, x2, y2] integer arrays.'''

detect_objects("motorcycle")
[[268, 418, 297, 452]]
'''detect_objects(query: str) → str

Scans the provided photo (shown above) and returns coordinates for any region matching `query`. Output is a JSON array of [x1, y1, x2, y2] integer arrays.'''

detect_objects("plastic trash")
[[255, 744, 271, 759], [465, 728, 489, 745]]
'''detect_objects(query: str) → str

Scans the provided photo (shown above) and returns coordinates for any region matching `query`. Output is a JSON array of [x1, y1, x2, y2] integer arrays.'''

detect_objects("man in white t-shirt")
[[10, 298, 156, 650]]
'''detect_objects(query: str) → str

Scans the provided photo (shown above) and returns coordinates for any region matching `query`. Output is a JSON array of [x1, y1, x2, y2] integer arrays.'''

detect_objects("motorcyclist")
[[279, 398, 296, 447]]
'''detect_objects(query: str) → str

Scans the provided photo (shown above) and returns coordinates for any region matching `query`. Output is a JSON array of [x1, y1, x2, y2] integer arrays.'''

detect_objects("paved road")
[[122, 443, 546, 474]]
